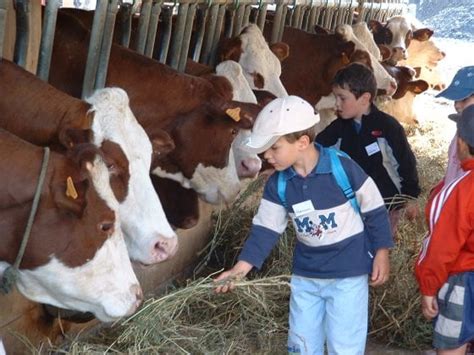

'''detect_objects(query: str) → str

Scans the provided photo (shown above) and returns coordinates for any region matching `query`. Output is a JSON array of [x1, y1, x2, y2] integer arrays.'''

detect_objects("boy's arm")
[[385, 117, 421, 198], [214, 174, 288, 292], [315, 118, 341, 147]]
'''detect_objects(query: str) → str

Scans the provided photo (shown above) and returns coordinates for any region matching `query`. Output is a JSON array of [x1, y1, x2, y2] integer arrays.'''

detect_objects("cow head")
[[0, 133, 141, 322], [369, 16, 433, 65], [215, 61, 263, 179], [152, 96, 260, 204], [83, 88, 178, 265], [219, 24, 289, 98]]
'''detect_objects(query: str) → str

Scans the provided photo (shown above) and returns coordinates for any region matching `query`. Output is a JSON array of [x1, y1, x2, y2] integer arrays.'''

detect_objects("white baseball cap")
[[242, 96, 320, 154]]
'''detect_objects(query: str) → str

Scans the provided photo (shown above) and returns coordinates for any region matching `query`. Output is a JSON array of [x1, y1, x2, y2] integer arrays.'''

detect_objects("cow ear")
[[59, 128, 93, 149], [269, 42, 289, 62], [253, 90, 277, 107], [53, 176, 88, 217], [409, 80, 429, 94], [313, 25, 330, 35], [378, 44, 392, 61], [368, 20, 384, 33], [226, 101, 261, 129], [413, 28, 433, 41], [149, 128, 175, 160], [218, 37, 243, 62]]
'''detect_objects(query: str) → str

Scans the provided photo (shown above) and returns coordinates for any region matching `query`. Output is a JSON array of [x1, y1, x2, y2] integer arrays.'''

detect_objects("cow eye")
[[231, 128, 238, 135]]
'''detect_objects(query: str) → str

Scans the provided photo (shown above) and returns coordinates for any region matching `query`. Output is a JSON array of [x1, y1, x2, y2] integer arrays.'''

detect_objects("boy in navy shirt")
[[215, 96, 393, 354], [316, 63, 421, 236]]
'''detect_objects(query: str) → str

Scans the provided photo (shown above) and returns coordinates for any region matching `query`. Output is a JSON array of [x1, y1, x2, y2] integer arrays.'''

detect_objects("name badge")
[[365, 142, 381, 156], [292, 200, 315, 217]]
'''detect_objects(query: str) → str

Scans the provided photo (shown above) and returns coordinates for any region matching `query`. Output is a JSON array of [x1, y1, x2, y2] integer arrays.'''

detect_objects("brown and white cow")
[[369, 15, 433, 65], [378, 63, 429, 125], [49, 12, 260, 208], [0, 59, 178, 265], [267, 25, 396, 112], [0, 128, 141, 322], [400, 37, 446, 90], [218, 24, 289, 98]]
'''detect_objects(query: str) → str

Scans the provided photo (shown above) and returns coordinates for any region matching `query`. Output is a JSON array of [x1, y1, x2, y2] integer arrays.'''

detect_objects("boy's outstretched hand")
[[214, 260, 253, 293], [370, 248, 390, 287]]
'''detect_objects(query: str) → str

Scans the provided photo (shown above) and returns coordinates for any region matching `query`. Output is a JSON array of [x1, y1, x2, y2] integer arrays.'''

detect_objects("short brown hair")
[[283, 124, 318, 143], [332, 62, 377, 102]]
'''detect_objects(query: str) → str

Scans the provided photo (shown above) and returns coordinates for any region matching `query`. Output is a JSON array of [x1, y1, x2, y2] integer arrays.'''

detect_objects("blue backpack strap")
[[277, 171, 288, 209], [328, 148, 360, 214]]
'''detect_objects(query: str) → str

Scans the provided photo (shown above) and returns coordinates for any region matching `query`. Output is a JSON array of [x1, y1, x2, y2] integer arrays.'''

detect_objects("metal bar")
[[37, 0, 60, 81], [0, 0, 9, 59], [95, 0, 119, 90], [233, 2, 246, 36], [81, 0, 108, 99], [157, 6, 173, 63], [192, 6, 208, 61], [117, 2, 133, 47], [208, 3, 226, 66], [144, 0, 162, 57], [271, 1, 283, 43], [256, 3, 267, 31], [169, 3, 189, 70], [13, 0, 30, 68], [135, 0, 152, 54], [277, 4, 287, 41], [200, 3, 219, 64], [242, 3, 251, 28], [178, 2, 197, 72]]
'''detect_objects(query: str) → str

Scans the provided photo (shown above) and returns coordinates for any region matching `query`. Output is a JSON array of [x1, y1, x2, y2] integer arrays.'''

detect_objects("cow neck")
[[0, 60, 91, 149], [0, 147, 50, 294]]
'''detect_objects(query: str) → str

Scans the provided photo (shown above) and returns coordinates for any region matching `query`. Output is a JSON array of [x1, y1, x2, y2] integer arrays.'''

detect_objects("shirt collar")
[[279, 143, 332, 180], [461, 158, 474, 171]]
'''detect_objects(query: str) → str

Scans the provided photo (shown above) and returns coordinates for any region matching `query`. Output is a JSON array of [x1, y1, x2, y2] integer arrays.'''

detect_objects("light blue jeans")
[[287, 274, 369, 355]]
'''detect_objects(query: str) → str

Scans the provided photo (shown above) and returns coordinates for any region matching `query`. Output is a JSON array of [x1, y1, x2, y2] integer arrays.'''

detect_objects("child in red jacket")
[[415, 104, 474, 353]]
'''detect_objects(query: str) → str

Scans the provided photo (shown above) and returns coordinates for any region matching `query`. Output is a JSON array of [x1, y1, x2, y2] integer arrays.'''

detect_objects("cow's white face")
[[216, 61, 262, 179], [87, 88, 178, 265], [238, 24, 288, 98], [385, 16, 412, 62], [337, 24, 397, 97], [152, 148, 241, 205], [2, 156, 141, 322], [400, 39, 446, 90]]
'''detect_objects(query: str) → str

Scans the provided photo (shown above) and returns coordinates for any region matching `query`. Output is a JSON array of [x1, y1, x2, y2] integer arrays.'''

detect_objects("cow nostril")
[[99, 221, 115, 235], [241, 161, 249, 171]]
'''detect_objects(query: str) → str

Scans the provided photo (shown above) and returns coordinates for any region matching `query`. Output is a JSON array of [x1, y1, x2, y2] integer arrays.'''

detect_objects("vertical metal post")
[[169, 3, 189, 70], [13, 0, 30, 68], [136, 0, 152, 54], [37, 0, 60, 81], [278, 5, 288, 42], [178, 2, 196, 72], [144, 0, 162, 57], [81, 0, 108, 99], [0, 0, 10, 59], [95, 0, 119, 91], [242, 4, 251, 28], [233, 2, 246, 36], [117, 2, 133, 48], [256, 3, 267, 31], [208, 3, 225, 66], [192, 5, 209, 62], [200, 3, 219, 64], [157, 5, 173, 63], [271, 0, 284, 44]]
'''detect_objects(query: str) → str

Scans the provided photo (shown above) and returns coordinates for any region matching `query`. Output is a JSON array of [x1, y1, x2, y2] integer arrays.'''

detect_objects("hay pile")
[[50, 101, 452, 353]]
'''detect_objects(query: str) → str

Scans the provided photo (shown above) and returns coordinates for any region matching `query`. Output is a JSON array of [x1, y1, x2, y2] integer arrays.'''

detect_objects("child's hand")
[[370, 248, 390, 287], [214, 261, 253, 293], [404, 200, 419, 221], [421, 295, 439, 320]]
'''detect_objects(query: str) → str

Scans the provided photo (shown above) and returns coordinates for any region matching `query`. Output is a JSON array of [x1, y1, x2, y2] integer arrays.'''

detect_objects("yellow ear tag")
[[66, 176, 78, 200], [225, 107, 241, 122]]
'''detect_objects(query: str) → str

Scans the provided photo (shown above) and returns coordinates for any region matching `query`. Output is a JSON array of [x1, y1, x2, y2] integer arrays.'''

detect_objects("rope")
[[0, 147, 50, 295]]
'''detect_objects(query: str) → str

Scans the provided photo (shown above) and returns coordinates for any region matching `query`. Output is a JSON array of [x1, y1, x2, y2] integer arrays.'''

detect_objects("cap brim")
[[436, 87, 472, 101], [241, 135, 281, 154], [448, 113, 461, 122]]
